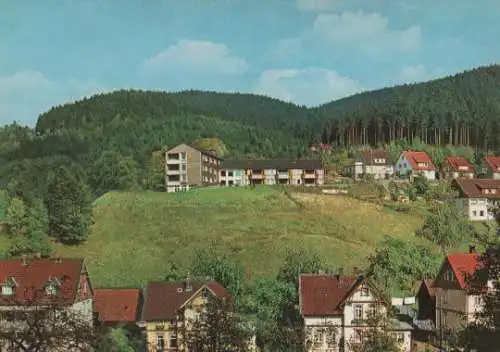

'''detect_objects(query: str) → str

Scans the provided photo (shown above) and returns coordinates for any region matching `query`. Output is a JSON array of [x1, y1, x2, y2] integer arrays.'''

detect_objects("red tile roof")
[[141, 281, 230, 321], [444, 156, 475, 172], [453, 178, 500, 199], [299, 274, 362, 316], [446, 252, 483, 290], [94, 289, 140, 323], [484, 155, 500, 172], [401, 151, 436, 171], [0, 257, 85, 306]]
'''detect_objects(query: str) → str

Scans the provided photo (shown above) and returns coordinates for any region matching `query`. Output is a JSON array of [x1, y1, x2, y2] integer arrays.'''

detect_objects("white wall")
[[457, 198, 493, 221]]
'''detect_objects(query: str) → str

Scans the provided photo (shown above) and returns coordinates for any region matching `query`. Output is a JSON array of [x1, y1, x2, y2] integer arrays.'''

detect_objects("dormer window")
[[445, 270, 454, 282], [45, 277, 61, 296], [1, 277, 17, 296]]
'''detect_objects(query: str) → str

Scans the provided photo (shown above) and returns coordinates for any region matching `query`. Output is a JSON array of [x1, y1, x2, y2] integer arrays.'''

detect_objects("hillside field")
[[48, 187, 425, 288]]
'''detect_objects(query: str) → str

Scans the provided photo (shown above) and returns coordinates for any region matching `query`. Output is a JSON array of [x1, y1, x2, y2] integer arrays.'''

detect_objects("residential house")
[[395, 151, 437, 180], [433, 248, 496, 339], [441, 156, 475, 179], [416, 279, 435, 322], [220, 159, 325, 186], [0, 256, 94, 350], [482, 155, 500, 179], [452, 178, 500, 221], [344, 149, 394, 180], [93, 288, 142, 328], [299, 273, 412, 352], [310, 143, 333, 154], [164, 143, 221, 193], [139, 278, 230, 352]]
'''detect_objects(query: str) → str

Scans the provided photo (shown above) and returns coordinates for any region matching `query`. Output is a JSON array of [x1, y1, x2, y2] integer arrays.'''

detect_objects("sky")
[[1, 0, 500, 126]]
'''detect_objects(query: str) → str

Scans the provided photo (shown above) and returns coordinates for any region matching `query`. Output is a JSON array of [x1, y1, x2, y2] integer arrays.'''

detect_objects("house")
[[310, 143, 333, 154], [433, 248, 496, 339], [482, 155, 500, 179], [416, 279, 435, 322], [93, 288, 142, 327], [452, 178, 500, 221], [220, 159, 325, 186], [395, 151, 437, 180], [139, 278, 230, 352], [441, 156, 475, 179], [344, 149, 394, 180], [164, 143, 221, 192], [299, 273, 412, 352], [0, 256, 94, 350]]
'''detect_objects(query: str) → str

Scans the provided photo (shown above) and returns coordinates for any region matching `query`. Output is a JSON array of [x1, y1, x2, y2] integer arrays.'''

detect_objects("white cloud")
[[296, 0, 342, 11], [311, 11, 421, 54], [397, 65, 445, 84], [141, 39, 249, 75], [254, 67, 363, 106], [0, 70, 109, 126]]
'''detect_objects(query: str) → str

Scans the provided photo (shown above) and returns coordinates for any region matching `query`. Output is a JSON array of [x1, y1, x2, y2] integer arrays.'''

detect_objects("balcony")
[[251, 173, 263, 179], [167, 169, 181, 175], [304, 172, 316, 179], [277, 172, 289, 179]]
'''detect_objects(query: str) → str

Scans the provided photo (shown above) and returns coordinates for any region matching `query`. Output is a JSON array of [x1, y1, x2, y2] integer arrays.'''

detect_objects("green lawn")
[[52, 187, 426, 288]]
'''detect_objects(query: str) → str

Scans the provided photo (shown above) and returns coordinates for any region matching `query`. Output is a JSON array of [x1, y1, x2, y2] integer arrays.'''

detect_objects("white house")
[[453, 178, 500, 221], [344, 149, 394, 180], [395, 151, 437, 181], [299, 274, 412, 352]]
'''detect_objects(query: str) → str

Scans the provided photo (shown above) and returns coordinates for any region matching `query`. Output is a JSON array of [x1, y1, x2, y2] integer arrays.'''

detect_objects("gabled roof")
[[484, 155, 500, 172], [444, 156, 475, 172], [435, 252, 484, 290], [453, 178, 500, 199], [188, 143, 222, 160], [401, 151, 436, 171], [418, 279, 435, 297], [359, 149, 392, 166], [0, 257, 85, 306], [94, 288, 141, 323], [299, 274, 386, 317], [141, 280, 229, 322], [221, 159, 323, 170]]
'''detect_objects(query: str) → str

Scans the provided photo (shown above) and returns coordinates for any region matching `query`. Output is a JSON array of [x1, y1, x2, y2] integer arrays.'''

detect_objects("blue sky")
[[1, 0, 500, 126]]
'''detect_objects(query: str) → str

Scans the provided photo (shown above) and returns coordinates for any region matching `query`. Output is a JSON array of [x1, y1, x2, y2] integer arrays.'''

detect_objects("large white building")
[[299, 274, 412, 352], [453, 178, 500, 221]]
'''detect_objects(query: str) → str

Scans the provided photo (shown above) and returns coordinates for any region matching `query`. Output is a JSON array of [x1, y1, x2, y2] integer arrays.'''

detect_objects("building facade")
[[140, 279, 230, 352], [441, 156, 475, 179], [453, 178, 500, 221], [299, 274, 412, 352], [344, 149, 394, 180], [219, 159, 325, 186], [164, 144, 221, 192], [395, 151, 437, 180]]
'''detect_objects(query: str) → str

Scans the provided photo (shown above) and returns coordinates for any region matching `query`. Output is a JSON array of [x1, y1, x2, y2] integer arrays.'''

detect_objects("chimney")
[[185, 272, 192, 292], [469, 245, 476, 253], [21, 254, 28, 267]]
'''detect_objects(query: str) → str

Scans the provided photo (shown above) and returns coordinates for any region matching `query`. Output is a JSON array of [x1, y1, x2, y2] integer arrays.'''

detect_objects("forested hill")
[[316, 64, 500, 150]]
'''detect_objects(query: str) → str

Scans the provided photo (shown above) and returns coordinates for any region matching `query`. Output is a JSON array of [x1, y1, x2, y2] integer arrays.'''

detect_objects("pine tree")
[[45, 166, 93, 244]]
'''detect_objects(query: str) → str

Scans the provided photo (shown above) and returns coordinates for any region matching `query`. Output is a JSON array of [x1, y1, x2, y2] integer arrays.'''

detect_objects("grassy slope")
[[53, 187, 425, 288]]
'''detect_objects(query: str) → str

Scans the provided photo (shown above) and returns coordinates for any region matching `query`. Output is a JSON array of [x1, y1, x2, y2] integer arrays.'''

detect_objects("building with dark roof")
[[220, 158, 324, 186], [139, 278, 230, 351], [344, 149, 394, 180], [452, 178, 500, 220], [299, 273, 412, 352]]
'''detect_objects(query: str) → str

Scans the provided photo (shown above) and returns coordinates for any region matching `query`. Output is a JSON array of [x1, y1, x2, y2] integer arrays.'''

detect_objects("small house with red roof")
[[482, 155, 500, 179], [299, 273, 412, 352], [395, 151, 437, 180], [433, 248, 496, 337], [452, 178, 500, 221], [441, 156, 475, 179], [139, 278, 231, 351], [94, 288, 142, 327]]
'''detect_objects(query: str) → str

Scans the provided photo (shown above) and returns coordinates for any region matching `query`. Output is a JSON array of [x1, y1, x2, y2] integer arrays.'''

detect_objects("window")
[[1, 285, 13, 296], [354, 304, 363, 320], [169, 333, 177, 348], [180, 152, 186, 160], [473, 210, 477, 216], [395, 332, 405, 343], [367, 303, 376, 317], [181, 164, 186, 171], [46, 284, 57, 296], [354, 329, 363, 343], [360, 285, 369, 297], [156, 335, 165, 350], [81, 280, 87, 295], [480, 210, 485, 217], [228, 171, 233, 177], [313, 328, 324, 345], [474, 296, 482, 307], [445, 269, 454, 282], [221, 170, 226, 177]]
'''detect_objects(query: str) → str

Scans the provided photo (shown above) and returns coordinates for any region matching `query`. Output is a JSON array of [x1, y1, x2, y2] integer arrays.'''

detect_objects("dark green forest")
[[1, 64, 500, 199]]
